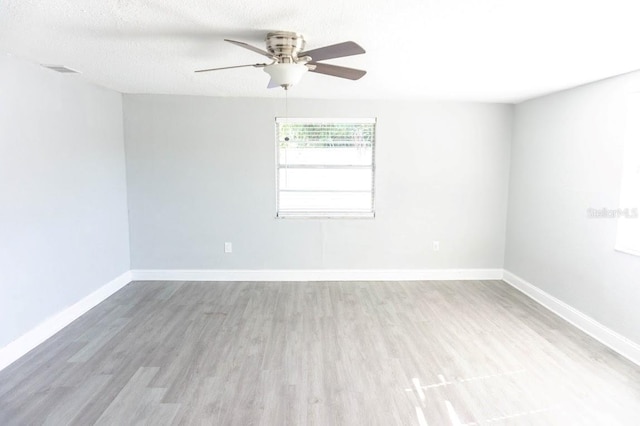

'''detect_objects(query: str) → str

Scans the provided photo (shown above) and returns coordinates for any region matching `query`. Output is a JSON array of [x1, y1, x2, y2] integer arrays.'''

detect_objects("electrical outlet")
[[433, 241, 440, 252], [224, 242, 232, 253]]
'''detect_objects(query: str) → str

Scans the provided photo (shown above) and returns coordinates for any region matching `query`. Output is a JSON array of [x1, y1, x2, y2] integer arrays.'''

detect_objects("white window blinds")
[[276, 118, 376, 218]]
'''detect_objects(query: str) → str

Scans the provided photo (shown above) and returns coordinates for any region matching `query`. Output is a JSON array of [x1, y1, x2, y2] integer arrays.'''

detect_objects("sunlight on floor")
[[406, 370, 561, 425]]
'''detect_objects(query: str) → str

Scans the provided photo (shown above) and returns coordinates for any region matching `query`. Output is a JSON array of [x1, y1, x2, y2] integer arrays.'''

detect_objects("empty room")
[[2, 0, 640, 424]]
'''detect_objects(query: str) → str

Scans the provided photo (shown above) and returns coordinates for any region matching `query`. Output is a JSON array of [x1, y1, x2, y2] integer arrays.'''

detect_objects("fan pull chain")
[[282, 87, 289, 186], [284, 89, 290, 141]]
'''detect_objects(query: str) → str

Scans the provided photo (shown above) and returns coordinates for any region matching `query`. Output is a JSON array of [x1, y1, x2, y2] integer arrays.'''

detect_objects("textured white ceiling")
[[1, 0, 640, 103]]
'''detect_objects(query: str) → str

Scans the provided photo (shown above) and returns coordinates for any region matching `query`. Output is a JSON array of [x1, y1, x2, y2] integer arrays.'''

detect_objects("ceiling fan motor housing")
[[266, 31, 306, 63]]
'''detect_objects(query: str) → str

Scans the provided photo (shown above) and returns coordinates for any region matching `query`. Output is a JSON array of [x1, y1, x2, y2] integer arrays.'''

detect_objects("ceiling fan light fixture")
[[264, 63, 308, 88]]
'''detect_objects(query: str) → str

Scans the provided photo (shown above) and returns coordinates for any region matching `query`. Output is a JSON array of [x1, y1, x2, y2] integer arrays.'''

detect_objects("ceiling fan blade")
[[224, 39, 273, 58], [300, 41, 365, 62], [195, 63, 266, 73], [308, 62, 367, 80]]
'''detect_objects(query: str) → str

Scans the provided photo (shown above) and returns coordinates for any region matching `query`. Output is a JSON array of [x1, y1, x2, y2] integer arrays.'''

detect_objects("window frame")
[[615, 93, 640, 257], [275, 117, 377, 219]]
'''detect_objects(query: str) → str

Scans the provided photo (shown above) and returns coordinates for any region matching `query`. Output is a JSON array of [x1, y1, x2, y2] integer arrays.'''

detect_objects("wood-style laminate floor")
[[1, 280, 640, 425]]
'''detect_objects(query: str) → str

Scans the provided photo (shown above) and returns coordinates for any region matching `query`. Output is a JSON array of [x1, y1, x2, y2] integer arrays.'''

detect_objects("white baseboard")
[[130, 268, 504, 282], [0, 271, 132, 372], [503, 270, 640, 367]]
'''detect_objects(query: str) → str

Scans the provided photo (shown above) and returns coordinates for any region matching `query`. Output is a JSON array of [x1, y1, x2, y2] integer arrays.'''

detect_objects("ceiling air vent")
[[41, 65, 80, 74]]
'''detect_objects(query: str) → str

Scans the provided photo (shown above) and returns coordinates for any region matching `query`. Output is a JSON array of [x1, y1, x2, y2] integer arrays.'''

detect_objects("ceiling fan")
[[195, 31, 367, 89]]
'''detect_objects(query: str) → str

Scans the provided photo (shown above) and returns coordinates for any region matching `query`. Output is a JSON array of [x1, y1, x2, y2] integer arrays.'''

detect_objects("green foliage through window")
[[278, 122, 374, 148]]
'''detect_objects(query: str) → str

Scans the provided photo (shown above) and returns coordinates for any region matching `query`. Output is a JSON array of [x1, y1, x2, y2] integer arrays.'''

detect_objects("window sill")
[[276, 212, 375, 220]]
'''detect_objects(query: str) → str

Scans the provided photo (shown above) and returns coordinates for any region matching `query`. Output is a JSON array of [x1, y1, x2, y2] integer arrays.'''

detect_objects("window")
[[616, 93, 640, 256], [276, 117, 376, 218]]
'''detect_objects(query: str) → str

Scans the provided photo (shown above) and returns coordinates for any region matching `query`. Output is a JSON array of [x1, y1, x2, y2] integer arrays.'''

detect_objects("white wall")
[[124, 96, 512, 270], [505, 70, 640, 344], [0, 54, 130, 348]]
